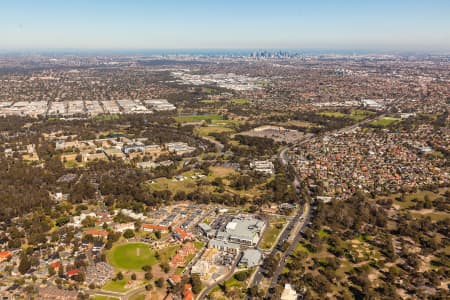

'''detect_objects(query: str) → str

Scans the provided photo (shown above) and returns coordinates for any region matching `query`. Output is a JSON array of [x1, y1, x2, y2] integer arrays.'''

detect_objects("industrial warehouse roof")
[[225, 217, 265, 241]]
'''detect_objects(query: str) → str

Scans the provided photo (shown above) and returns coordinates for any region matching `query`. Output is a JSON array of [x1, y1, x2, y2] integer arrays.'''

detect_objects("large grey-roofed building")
[[224, 217, 265, 246], [239, 249, 262, 268], [209, 239, 240, 253]]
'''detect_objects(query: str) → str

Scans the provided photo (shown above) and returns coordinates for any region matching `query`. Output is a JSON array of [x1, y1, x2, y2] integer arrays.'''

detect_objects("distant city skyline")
[[1, 0, 450, 51]]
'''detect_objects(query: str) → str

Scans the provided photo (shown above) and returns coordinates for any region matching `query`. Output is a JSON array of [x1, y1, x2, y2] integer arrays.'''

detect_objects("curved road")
[[197, 252, 242, 300]]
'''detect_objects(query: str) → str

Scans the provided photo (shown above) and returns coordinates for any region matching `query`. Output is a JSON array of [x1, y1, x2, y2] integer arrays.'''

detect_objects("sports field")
[[107, 243, 156, 271], [107, 242, 180, 271]]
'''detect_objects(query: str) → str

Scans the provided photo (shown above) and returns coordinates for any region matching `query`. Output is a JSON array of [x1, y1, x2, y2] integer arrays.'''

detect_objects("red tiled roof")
[[66, 269, 79, 277], [174, 227, 191, 240], [85, 229, 108, 237], [183, 284, 194, 300], [142, 224, 169, 231], [170, 253, 185, 267], [0, 251, 12, 260], [50, 261, 61, 270], [170, 274, 181, 283]]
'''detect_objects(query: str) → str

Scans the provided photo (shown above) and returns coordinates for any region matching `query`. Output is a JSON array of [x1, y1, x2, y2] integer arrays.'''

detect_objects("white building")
[[250, 160, 274, 175], [281, 284, 298, 300]]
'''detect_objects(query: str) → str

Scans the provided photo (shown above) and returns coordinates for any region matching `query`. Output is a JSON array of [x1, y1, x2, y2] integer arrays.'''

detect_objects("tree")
[[18, 254, 31, 275], [190, 274, 202, 294], [155, 277, 164, 288], [131, 273, 137, 280], [116, 272, 124, 280], [142, 265, 152, 272], [123, 229, 135, 239], [248, 286, 262, 298], [160, 262, 170, 273], [58, 264, 65, 278], [145, 272, 153, 280], [234, 270, 250, 281]]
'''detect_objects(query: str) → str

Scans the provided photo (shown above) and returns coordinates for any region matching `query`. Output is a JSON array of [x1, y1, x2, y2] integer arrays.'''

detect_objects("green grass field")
[[224, 276, 242, 289], [102, 278, 130, 293], [350, 109, 376, 121], [150, 177, 211, 195], [259, 218, 286, 250], [294, 242, 310, 254], [228, 98, 251, 105], [318, 228, 331, 239], [199, 99, 221, 104], [319, 110, 375, 121], [108, 243, 156, 271], [108, 242, 180, 271], [175, 114, 223, 123], [319, 111, 347, 118], [64, 160, 84, 169], [194, 241, 205, 250], [90, 296, 120, 300], [370, 117, 401, 127]]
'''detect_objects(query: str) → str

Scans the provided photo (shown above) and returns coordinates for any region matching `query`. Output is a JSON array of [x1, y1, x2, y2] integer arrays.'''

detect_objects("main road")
[[248, 113, 384, 298], [247, 139, 312, 298]]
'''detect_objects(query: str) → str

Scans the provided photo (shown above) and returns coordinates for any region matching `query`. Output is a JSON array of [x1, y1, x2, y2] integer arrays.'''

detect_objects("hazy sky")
[[1, 0, 449, 50]]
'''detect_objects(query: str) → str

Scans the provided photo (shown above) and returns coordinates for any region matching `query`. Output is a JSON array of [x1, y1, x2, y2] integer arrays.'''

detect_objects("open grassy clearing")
[[64, 160, 84, 169], [194, 241, 205, 250], [129, 294, 146, 300], [228, 98, 251, 105], [318, 228, 331, 239], [107, 243, 155, 271], [149, 177, 211, 195], [259, 217, 286, 250], [102, 278, 130, 293], [281, 120, 319, 128], [194, 126, 234, 137], [224, 276, 243, 289], [175, 114, 223, 123], [350, 109, 376, 121], [107, 242, 179, 271], [319, 111, 347, 118], [410, 210, 449, 221], [370, 116, 401, 127], [211, 119, 241, 126], [385, 189, 447, 209], [319, 109, 375, 121], [209, 166, 236, 177], [90, 296, 120, 300]]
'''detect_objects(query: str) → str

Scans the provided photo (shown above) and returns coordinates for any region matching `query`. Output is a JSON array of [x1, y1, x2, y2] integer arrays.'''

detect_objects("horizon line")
[[1, 47, 450, 55]]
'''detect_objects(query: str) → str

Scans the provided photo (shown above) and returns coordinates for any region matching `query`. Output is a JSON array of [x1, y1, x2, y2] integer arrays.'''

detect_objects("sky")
[[0, 0, 449, 51]]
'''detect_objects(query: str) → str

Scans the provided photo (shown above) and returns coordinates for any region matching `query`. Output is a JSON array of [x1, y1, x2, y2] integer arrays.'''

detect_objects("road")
[[87, 115, 385, 300], [248, 114, 383, 298], [247, 143, 311, 298], [197, 252, 242, 300], [266, 202, 310, 294]]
